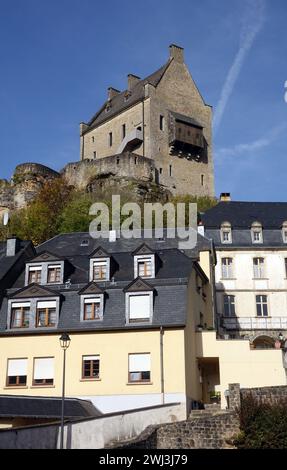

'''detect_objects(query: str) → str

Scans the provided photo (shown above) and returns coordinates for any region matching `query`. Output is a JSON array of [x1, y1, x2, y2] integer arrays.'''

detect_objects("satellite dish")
[[3, 212, 10, 226]]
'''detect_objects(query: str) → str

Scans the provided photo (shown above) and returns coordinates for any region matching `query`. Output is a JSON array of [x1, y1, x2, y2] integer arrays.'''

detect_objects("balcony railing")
[[221, 316, 287, 330]]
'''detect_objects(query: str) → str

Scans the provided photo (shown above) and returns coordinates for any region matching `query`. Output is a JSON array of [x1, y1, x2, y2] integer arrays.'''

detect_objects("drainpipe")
[[160, 326, 165, 404], [142, 99, 145, 157]]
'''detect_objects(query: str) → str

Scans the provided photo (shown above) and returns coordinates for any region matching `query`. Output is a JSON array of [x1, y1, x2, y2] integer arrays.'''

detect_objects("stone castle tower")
[[80, 44, 214, 197]]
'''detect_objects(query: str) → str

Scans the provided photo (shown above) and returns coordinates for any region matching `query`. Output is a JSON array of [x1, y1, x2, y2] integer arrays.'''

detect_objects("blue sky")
[[0, 0, 286, 201]]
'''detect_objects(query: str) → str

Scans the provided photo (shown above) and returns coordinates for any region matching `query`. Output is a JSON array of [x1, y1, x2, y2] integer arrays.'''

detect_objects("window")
[[282, 222, 287, 243], [82, 355, 100, 379], [160, 115, 164, 131], [28, 266, 42, 284], [128, 353, 151, 383], [36, 301, 57, 327], [47, 265, 61, 284], [128, 294, 151, 323], [256, 295, 268, 317], [137, 258, 152, 278], [92, 136, 95, 143], [201, 174, 204, 186], [221, 258, 233, 279], [93, 259, 109, 281], [253, 258, 265, 279], [93, 151, 97, 159], [109, 132, 113, 147], [159, 168, 162, 175], [6, 359, 27, 387], [33, 358, 54, 386], [251, 222, 263, 244], [220, 222, 232, 244], [223, 295, 236, 317], [122, 124, 126, 140], [11, 302, 30, 329], [169, 165, 172, 177], [84, 298, 101, 320]]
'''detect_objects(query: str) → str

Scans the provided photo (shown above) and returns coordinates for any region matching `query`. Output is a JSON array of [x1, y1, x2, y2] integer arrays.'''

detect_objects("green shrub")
[[235, 394, 287, 449]]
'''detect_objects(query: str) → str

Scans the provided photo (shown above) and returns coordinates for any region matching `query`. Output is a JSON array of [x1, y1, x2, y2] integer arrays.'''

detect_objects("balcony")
[[221, 316, 287, 330]]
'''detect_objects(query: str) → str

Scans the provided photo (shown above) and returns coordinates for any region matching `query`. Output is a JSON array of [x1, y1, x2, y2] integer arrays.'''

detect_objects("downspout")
[[210, 243, 218, 331], [142, 99, 145, 157], [160, 326, 165, 404]]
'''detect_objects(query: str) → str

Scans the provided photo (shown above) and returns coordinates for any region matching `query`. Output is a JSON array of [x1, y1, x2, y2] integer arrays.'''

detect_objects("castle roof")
[[84, 61, 171, 133]]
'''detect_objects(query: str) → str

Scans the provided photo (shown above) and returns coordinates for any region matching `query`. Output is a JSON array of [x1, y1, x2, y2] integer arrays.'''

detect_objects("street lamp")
[[59, 333, 71, 449]]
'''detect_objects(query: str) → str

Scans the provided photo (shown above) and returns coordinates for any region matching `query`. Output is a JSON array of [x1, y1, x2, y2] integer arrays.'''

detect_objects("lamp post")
[[59, 332, 71, 449]]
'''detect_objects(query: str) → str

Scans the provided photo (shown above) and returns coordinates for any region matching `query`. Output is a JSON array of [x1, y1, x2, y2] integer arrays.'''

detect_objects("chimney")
[[108, 87, 121, 100], [220, 193, 231, 202], [127, 74, 141, 91], [6, 236, 20, 257], [169, 44, 184, 63]]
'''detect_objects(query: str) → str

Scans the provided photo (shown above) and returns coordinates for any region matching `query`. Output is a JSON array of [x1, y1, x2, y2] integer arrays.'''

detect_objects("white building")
[[203, 195, 287, 349]]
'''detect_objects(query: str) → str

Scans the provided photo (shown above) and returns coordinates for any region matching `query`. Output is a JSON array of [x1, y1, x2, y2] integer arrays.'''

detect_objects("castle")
[[0, 44, 215, 217], [80, 44, 214, 197]]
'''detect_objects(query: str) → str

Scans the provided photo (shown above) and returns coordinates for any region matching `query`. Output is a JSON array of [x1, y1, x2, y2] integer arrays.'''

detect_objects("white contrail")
[[216, 122, 287, 163], [213, 0, 266, 135]]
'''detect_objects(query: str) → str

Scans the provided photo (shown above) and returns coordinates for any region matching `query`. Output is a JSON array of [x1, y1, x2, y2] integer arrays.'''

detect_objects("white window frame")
[[128, 353, 151, 383], [81, 295, 104, 321], [223, 295, 236, 317], [220, 222, 232, 244], [33, 357, 54, 386], [221, 257, 234, 279], [134, 255, 155, 279], [90, 257, 110, 282], [253, 258, 265, 279], [251, 222, 263, 244], [126, 292, 153, 324], [256, 294, 268, 317]]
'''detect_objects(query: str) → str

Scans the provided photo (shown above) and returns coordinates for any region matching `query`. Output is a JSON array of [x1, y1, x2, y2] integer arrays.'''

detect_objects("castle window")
[[160, 115, 164, 131], [169, 165, 172, 177], [256, 295, 268, 317], [282, 222, 287, 243], [122, 124, 126, 140], [33, 358, 54, 386], [11, 302, 31, 329], [201, 174, 204, 186], [109, 132, 113, 147], [6, 359, 27, 387], [28, 266, 42, 284], [47, 265, 61, 284], [92, 136, 95, 143], [251, 222, 263, 244], [220, 222, 232, 244], [36, 301, 57, 328], [93, 151, 97, 159], [159, 168, 162, 175], [134, 156, 137, 164], [128, 353, 151, 383], [82, 355, 100, 380]]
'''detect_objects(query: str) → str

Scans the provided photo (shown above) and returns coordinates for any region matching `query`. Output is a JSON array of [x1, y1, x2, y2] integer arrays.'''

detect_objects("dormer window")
[[124, 278, 154, 324], [36, 301, 57, 328], [28, 266, 42, 284], [84, 297, 102, 321], [251, 222, 263, 244], [47, 265, 62, 284], [11, 302, 31, 329], [282, 222, 287, 243], [220, 222, 232, 244], [92, 259, 109, 281], [137, 257, 153, 278]]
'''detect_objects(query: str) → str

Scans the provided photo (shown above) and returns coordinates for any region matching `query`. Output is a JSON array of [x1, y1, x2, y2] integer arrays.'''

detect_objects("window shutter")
[[84, 298, 101, 304], [8, 359, 27, 376], [129, 295, 150, 319], [129, 354, 150, 372], [83, 355, 100, 361], [11, 302, 31, 308], [34, 358, 54, 380], [37, 301, 56, 309], [29, 266, 42, 271]]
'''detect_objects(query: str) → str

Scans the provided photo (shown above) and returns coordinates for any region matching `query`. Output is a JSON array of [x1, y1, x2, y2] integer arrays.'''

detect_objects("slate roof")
[[0, 231, 212, 334], [0, 395, 101, 419], [170, 111, 203, 128], [202, 201, 287, 229], [84, 61, 171, 132], [202, 202, 287, 248], [0, 240, 32, 282]]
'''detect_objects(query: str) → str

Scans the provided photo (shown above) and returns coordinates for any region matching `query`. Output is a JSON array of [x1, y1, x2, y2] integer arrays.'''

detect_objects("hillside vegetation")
[[0, 178, 217, 245]]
